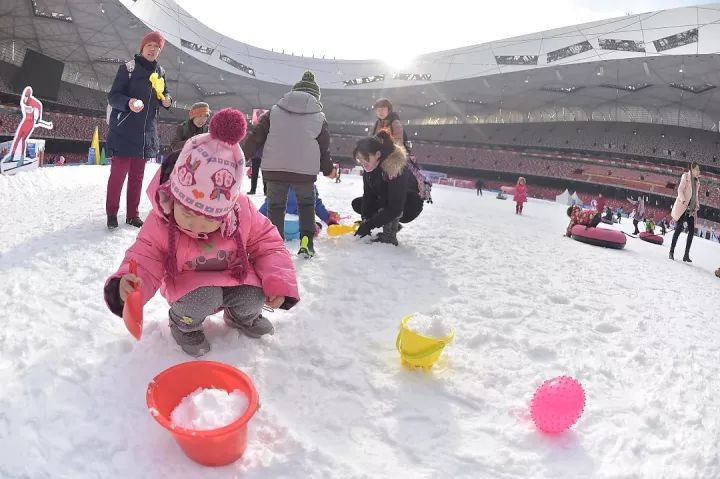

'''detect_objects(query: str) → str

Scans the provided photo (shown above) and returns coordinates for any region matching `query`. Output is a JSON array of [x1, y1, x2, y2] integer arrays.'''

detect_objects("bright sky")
[[175, 0, 702, 67]]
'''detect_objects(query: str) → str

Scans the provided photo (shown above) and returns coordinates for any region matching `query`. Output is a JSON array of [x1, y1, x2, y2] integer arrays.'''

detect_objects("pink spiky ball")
[[530, 376, 585, 434]]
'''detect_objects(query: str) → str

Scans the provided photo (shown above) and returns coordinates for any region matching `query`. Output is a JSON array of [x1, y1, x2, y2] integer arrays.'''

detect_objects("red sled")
[[639, 231, 664, 245]]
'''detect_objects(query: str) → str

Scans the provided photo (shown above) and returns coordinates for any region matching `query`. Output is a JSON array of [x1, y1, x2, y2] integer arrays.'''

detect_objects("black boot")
[[126, 217, 144, 228], [107, 214, 119, 230], [683, 252, 692, 263], [372, 219, 400, 246], [669, 250, 674, 260]]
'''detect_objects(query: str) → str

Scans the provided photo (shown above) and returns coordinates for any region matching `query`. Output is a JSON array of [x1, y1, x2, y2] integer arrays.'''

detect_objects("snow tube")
[[570, 225, 626, 249], [639, 231, 663, 245], [601, 217, 614, 225]]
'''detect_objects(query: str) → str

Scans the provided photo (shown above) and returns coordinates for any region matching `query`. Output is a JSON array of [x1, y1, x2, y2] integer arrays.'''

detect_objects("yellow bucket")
[[395, 315, 454, 370]]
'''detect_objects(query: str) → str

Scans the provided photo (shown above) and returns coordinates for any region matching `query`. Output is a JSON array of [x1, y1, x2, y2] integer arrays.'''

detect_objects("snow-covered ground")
[[1, 165, 719, 479]]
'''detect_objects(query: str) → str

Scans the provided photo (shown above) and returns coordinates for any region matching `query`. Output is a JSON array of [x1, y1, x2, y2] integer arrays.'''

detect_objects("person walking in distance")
[[669, 162, 701, 262]]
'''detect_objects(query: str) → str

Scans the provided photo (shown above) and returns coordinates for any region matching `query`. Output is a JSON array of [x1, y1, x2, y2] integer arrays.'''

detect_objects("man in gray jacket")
[[242, 71, 336, 258]]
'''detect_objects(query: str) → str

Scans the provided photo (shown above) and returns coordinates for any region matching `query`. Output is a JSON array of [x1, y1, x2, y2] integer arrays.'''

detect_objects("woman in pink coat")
[[669, 162, 701, 262], [104, 109, 299, 356], [514, 177, 528, 215]]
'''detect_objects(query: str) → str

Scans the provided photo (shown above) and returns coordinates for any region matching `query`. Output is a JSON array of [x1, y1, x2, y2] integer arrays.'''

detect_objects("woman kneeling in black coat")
[[351, 131, 424, 245]]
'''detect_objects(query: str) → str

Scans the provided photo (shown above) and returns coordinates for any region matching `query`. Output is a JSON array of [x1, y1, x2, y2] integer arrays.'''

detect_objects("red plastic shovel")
[[123, 258, 144, 340]]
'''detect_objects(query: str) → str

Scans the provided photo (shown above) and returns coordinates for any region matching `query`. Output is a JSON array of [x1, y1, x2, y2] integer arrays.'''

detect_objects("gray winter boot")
[[373, 219, 400, 246], [223, 310, 275, 338], [169, 323, 211, 357]]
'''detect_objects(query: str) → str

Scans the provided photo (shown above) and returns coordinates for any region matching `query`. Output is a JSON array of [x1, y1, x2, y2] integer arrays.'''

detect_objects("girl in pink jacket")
[[104, 108, 299, 356], [514, 177, 528, 215]]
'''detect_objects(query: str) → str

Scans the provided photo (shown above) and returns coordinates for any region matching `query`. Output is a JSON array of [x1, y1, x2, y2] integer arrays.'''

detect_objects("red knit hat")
[[140, 31, 165, 52]]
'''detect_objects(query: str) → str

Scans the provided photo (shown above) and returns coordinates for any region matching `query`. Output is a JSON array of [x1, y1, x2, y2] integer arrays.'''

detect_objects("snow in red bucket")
[[146, 361, 259, 467]]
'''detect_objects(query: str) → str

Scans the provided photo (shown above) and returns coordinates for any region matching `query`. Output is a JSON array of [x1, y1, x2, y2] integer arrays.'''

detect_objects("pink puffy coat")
[[104, 171, 299, 312], [670, 172, 700, 221], [514, 183, 528, 203]]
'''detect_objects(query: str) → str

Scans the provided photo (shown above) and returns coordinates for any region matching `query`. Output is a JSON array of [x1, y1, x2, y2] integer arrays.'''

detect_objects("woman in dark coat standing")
[[105, 31, 171, 229], [351, 131, 423, 245]]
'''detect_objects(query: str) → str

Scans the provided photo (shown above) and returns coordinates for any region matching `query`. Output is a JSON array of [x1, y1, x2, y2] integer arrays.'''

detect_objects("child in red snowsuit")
[[565, 205, 601, 237], [514, 177, 527, 214]]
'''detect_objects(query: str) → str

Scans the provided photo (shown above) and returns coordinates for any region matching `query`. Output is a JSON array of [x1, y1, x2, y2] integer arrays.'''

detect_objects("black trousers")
[[633, 219, 640, 235], [351, 194, 424, 224], [670, 212, 695, 254], [249, 158, 263, 193], [267, 182, 316, 239]]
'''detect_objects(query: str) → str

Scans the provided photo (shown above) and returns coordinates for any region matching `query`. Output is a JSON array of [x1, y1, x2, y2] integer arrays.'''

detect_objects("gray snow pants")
[[169, 285, 265, 332]]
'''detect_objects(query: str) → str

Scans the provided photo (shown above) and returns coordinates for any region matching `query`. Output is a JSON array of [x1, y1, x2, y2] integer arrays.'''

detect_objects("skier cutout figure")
[[5, 86, 53, 164]]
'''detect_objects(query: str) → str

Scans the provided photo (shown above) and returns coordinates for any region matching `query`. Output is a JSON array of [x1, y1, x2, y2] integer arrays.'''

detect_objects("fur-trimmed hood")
[[380, 146, 407, 179]]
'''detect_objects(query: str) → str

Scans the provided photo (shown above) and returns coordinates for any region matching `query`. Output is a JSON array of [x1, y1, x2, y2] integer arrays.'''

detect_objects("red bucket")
[[146, 361, 259, 467]]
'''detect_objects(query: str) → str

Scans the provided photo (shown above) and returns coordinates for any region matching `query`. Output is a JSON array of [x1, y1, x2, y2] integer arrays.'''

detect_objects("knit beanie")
[[169, 108, 247, 219], [292, 71, 321, 99], [189, 102, 210, 119], [140, 31, 165, 52]]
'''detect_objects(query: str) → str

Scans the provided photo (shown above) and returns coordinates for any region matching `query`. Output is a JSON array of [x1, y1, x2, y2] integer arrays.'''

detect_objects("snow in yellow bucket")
[[396, 314, 453, 370]]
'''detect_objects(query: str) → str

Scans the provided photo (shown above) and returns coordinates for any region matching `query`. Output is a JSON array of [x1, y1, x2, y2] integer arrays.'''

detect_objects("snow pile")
[[407, 313, 452, 338], [171, 388, 249, 430]]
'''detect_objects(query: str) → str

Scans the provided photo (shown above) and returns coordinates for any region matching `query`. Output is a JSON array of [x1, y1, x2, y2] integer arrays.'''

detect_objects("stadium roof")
[[2, 0, 720, 130]]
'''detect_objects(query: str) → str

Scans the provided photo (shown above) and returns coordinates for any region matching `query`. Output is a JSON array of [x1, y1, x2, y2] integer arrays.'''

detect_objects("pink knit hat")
[[162, 108, 249, 281], [169, 108, 248, 219]]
